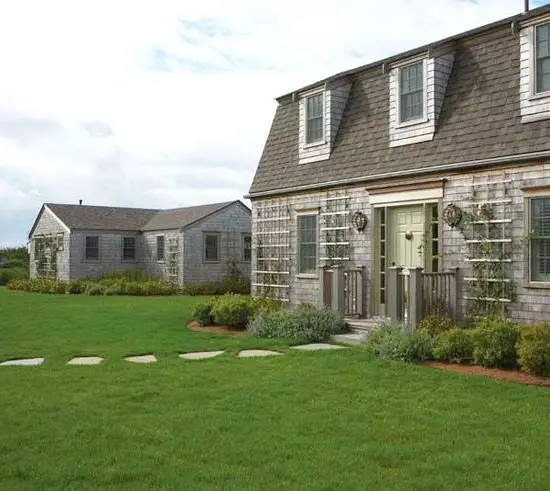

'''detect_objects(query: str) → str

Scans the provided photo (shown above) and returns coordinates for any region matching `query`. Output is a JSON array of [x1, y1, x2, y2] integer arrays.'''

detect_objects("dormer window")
[[305, 92, 324, 144], [536, 23, 550, 94], [399, 61, 425, 123]]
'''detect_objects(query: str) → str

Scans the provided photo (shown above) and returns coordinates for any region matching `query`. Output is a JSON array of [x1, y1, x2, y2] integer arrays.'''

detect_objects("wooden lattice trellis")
[[252, 199, 291, 301], [320, 191, 351, 265], [165, 237, 179, 284]]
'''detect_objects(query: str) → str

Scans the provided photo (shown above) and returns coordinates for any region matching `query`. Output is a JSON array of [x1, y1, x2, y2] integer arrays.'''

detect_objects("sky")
[[0, 0, 547, 246]]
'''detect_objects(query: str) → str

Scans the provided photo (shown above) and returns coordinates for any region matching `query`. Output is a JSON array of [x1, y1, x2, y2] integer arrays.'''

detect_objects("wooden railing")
[[387, 267, 461, 330], [321, 265, 366, 317]]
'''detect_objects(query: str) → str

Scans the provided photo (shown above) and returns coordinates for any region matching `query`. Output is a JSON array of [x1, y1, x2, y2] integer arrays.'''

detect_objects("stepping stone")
[[331, 333, 367, 346], [67, 356, 103, 366], [179, 351, 225, 361], [237, 349, 282, 358], [0, 357, 44, 366], [124, 354, 157, 364], [291, 343, 346, 351]]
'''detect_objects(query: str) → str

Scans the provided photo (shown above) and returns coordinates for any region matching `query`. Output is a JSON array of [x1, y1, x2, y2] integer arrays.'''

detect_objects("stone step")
[[345, 317, 389, 332]]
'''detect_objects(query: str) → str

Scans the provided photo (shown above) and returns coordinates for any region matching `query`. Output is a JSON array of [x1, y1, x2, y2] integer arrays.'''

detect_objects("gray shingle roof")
[[141, 201, 247, 231], [248, 5, 550, 196], [45, 203, 159, 231]]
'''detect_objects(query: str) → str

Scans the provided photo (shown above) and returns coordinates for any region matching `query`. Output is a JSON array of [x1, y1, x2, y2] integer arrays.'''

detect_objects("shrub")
[[433, 328, 473, 364], [87, 284, 105, 296], [211, 294, 253, 328], [182, 282, 200, 296], [471, 316, 520, 368], [122, 282, 142, 296], [4, 259, 28, 269], [0, 267, 28, 286], [67, 279, 87, 294], [100, 269, 146, 282], [417, 315, 454, 337], [52, 281, 68, 294], [364, 325, 434, 362], [140, 280, 177, 296], [104, 287, 122, 296], [297, 302, 317, 311], [6, 279, 30, 291], [199, 282, 220, 296], [219, 275, 251, 295], [517, 323, 550, 377], [192, 298, 217, 326], [251, 297, 284, 317], [247, 307, 347, 344]]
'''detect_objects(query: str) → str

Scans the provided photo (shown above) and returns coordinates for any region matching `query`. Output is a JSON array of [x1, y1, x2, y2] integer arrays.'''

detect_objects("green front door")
[[389, 206, 425, 270]]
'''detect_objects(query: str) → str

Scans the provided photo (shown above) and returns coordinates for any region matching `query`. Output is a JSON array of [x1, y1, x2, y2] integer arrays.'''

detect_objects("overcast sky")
[[0, 0, 547, 246]]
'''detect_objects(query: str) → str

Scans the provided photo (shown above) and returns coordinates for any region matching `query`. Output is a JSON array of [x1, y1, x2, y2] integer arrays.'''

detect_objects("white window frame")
[[296, 211, 319, 277], [242, 233, 252, 261], [533, 21, 550, 96], [56, 233, 64, 251], [203, 232, 220, 263], [84, 235, 100, 261], [397, 59, 428, 126], [156, 234, 165, 263], [304, 91, 325, 146], [122, 236, 137, 262]]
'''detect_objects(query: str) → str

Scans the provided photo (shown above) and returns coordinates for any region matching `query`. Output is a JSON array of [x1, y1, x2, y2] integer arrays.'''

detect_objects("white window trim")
[[296, 210, 319, 277], [84, 235, 100, 262], [529, 21, 550, 99], [304, 90, 326, 147], [155, 234, 165, 263], [396, 58, 429, 127], [121, 236, 137, 262], [203, 232, 220, 263]]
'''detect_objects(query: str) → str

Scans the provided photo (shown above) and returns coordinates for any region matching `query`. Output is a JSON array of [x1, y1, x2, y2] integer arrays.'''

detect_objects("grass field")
[[1, 287, 550, 490]]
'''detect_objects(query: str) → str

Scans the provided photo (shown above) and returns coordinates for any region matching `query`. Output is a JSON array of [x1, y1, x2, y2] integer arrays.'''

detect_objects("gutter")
[[245, 150, 550, 199]]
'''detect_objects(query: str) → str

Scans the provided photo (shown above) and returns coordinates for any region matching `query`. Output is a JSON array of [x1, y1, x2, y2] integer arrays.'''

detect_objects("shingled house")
[[28, 201, 251, 285], [247, 5, 550, 326]]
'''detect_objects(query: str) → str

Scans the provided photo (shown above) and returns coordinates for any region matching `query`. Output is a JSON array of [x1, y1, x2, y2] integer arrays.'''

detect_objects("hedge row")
[[365, 315, 550, 378]]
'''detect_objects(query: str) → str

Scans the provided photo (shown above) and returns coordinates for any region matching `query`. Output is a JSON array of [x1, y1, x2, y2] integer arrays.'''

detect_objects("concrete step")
[[345, 317, 389, 332]]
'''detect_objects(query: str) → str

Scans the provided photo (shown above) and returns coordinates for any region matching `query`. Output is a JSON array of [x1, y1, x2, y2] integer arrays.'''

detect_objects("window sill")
[[523, 281, 550, 289], [396, 116, 429, 129], [528, 91, 550, 102], [296, 273, 318, 280], [203, 260, 220, 264], [303, 140, 327, 149]]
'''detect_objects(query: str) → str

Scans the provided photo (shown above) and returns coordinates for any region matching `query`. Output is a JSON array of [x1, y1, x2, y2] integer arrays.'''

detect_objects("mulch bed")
[[187, 320, 245, 336], [425, 361, 550, 388]]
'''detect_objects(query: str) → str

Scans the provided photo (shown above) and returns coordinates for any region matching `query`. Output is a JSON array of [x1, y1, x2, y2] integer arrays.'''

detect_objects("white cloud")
[[0, 0, 544, 245]]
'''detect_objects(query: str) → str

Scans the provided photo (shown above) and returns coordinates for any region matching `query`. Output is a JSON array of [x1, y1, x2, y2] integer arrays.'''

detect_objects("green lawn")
[[1, 288, 550, 490]]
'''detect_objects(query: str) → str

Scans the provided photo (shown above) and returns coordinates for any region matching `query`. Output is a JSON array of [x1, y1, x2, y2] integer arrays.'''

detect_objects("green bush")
[[417, 315, 454, 337], [4, 259, 27, 269], [87, 284, 105, 296], [247, 307, 347, 344], [67, 279, 88, 294], [219, 275, 251, 295], [471, 316, 519, 368], [211, 295, 253, 328], [0, 267, 28, 286], [104, 287, 122, 296], [6, 278, 30, 291], [121, 282, 142, 296], [182, 282, 200, 296], [251, 297, 284, 317], [433, 328, 473, 364], [199, 282, 219, 296], [192, 298, 217, 326], [517, 323, 550, 377], [364, 325, 434, 362], [100, 269, 146, 282], [297, 302, 317, 311]]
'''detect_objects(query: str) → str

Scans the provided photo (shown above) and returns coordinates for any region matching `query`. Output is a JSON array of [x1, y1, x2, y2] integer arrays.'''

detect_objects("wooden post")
[[408, 267, 424, 331], [360, 266, 367, 318], [449, 267, 462, 322], [319, 266, 325, 309], [332, 265, 345, 314], [387, 266, 404, 322]]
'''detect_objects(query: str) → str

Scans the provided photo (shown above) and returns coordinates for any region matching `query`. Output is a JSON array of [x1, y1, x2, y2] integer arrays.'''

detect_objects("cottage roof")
[[248, 4, 550, 197]]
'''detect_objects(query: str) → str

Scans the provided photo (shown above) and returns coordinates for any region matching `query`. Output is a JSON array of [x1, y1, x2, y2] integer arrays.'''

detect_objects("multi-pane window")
[[297, 214, 318, 274], [122, 237, 136, 261], [156, 235, 165, 261], [204, 233, 219, 262], [243, 234, 252, 261], [306, 93, 324, 144], [85, 236, 99, 260], [34, 237, 43, 261], [531, 198, 550, 282], [536, 23, 550, 93], [400, 61, 424, 122], [56, 233, 64, 251]]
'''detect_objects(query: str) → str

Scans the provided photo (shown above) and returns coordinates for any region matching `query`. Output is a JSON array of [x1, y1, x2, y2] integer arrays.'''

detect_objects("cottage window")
[[530, 197, 550, 282], [85, 236, 99, 260], [122, 237, 136, 261], [399, 61, 424, 122], [34, 237, 43, 261], [243, 234, 252, 261], [305, 92, 324, 144], [56, 233, 64, 251], [536, 23, 550, 93], [156, 235, 165, 261], [204, 233, 219, 262], [297, 214, 318, 274]]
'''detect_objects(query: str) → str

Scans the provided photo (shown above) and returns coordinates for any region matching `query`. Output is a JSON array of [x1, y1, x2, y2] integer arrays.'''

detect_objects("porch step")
[[345, 317, 390, 333], [332, 332, 367, 345]]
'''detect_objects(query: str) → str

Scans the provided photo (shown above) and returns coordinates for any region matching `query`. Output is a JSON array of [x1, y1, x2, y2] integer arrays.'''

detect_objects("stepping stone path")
[[291, 343, 346, 351], [179, 351, 224, 361], [67, 356, 103, 366], [237, 349, 282, 358], [124, 354, 157, 364], [0, 357, 45, 366]]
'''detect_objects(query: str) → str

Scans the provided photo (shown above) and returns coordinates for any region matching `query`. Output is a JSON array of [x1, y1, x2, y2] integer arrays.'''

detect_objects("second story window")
[[305, 93, 324, 144], [400, 61, 424, 123], [536, 23, 550, 94]]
